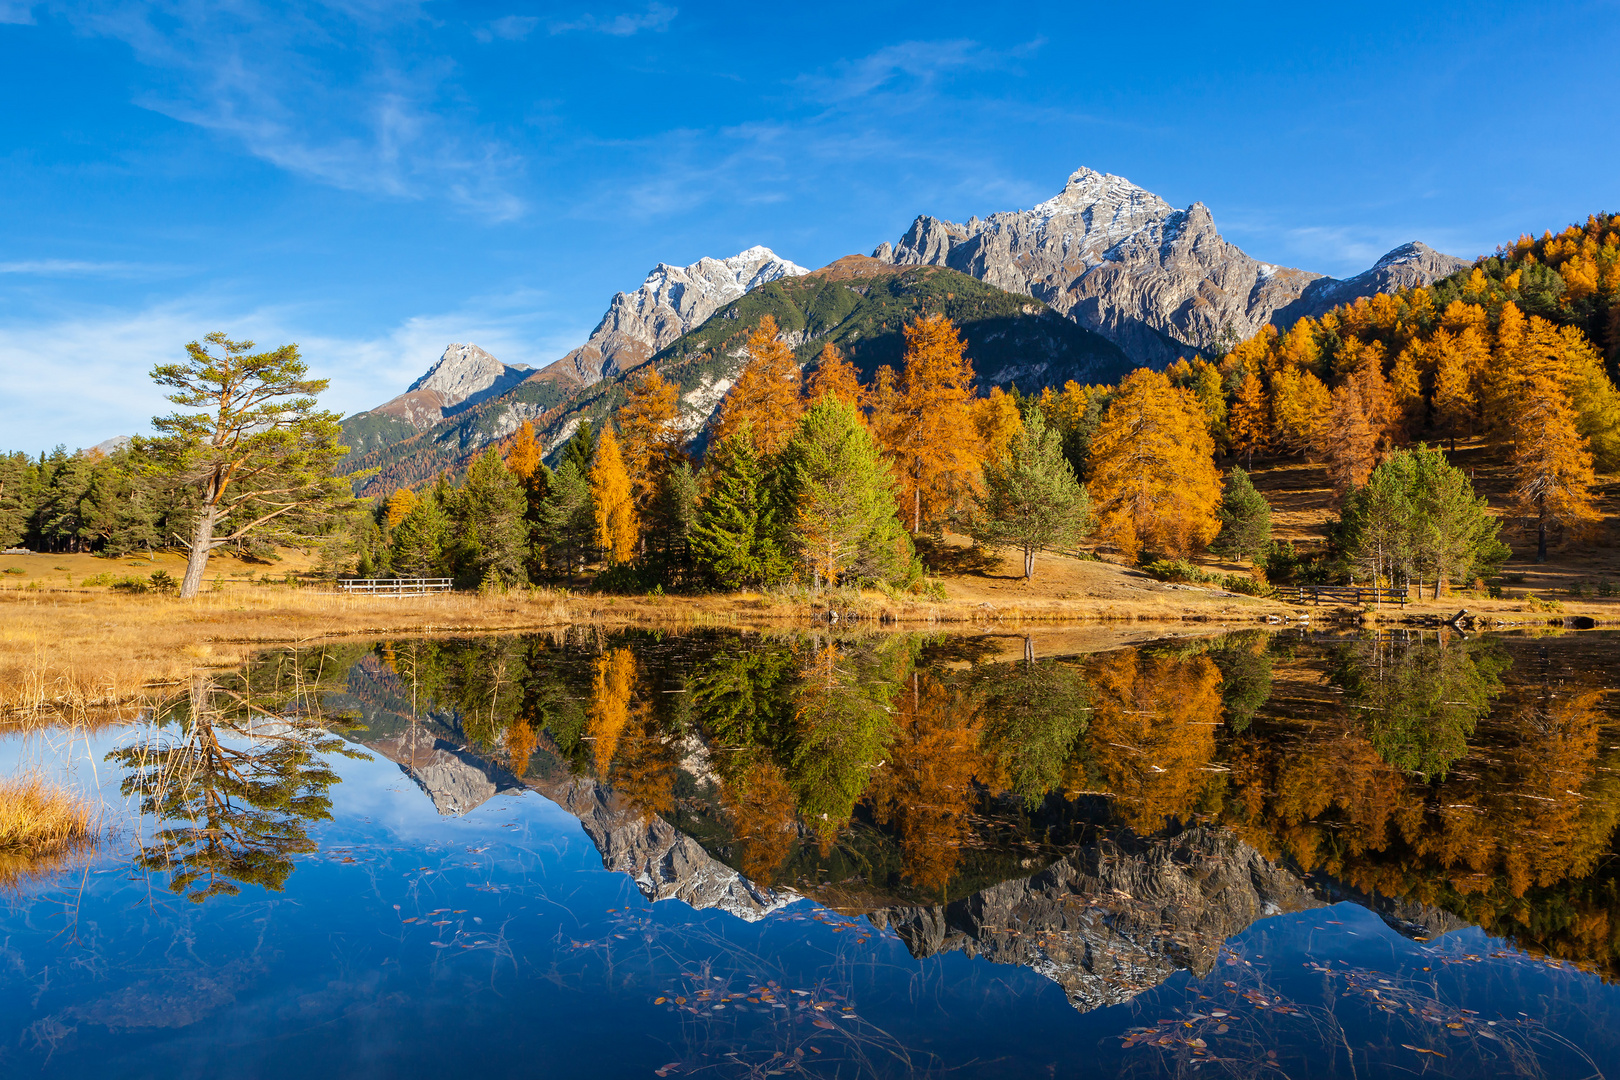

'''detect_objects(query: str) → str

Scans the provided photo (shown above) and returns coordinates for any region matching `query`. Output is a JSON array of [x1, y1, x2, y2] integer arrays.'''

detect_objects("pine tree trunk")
[[1024, 546, 1034, 579], [180, 507, 217, 599]]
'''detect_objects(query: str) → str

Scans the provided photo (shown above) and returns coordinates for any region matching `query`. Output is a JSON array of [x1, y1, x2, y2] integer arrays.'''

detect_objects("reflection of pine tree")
[[108, 678, 362, 903], [1328, 632, 1507, 781], [979, 647, 1090, 807]]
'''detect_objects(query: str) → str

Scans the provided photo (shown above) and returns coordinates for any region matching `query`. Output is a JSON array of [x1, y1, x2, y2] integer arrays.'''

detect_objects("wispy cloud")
[[54, 1, 528, 220], [0, 259, 172, 276], [550, 4, 677, 36], [0, 1, 34, 25], [0, 290, 595, 452], [474, 15, 540, 43]]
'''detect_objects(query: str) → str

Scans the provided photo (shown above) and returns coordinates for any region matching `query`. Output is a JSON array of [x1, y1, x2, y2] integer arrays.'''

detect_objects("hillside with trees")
[[338, 261, 1130, 499]]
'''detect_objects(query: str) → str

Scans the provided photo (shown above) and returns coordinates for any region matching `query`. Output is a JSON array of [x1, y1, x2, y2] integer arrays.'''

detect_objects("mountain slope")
[[343, 262, 1130, 496], [876, 167, 1467, 367]]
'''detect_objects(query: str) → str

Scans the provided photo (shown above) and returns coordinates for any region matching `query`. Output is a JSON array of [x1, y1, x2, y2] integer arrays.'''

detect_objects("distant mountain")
[[337, 166, 1468, 496], [340, 343, 533, 458], [549, 245, 810, 388], [875, 167, 1467, 367], [341, 261, 1130, 497]]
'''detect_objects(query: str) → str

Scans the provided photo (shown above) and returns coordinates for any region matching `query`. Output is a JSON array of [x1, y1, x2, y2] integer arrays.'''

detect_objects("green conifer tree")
[[454, 446, 530, 588], [970, 406, 1093, 579], [782, 396, 911, 588], [1211, 467, 1273, 564], [390, 490, 448, 577], [691, 427, 789, 589]]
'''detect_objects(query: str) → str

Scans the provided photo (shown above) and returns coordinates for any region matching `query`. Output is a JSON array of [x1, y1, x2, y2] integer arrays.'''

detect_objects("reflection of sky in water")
[[2, 634, 1620, 1078]]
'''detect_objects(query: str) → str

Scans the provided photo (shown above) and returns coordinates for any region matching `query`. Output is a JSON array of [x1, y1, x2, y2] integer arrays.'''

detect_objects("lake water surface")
[[2, 627, 1618, 1078]]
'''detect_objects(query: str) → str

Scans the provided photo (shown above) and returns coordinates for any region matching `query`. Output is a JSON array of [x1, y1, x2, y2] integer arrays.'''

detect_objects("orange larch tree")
[[588, 427, 638, 563], [712, 315, 802, 455], [870, 313, 983, 533], [807, 342, 863, 408], [1086, 368, 1222, 560], [616, 367, 683, 507], [1228, 368, 1271, 468]]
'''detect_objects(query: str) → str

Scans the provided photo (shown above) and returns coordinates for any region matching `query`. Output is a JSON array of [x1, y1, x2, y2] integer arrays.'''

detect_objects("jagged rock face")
[[352, 343, 534, 433], [550, 246, 810, 386], [877, 167, 1465, 368], [869, 826, 1321, 1013], [528, 773, 798, 922], [407, 343, 530, 408]]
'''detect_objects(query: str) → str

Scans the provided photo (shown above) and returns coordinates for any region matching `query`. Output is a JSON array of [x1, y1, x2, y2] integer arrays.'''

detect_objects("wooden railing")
[[1289, 584, 1409, 607], [335, 577, 454, 596]]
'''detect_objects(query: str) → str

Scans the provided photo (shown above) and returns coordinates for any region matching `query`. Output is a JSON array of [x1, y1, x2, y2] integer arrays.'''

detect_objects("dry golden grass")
[[0, 584, 578, 716], [0, 774, 95, 863]]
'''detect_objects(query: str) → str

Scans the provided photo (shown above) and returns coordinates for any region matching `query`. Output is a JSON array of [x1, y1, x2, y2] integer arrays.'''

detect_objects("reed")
[[0, 773, 96, 874]]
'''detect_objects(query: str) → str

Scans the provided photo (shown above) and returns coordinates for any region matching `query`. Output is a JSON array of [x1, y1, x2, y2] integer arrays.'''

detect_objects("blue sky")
[[2, 1, 1618, 451]]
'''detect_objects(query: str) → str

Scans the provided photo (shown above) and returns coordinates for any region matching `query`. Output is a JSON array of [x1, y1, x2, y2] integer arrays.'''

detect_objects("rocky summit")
[[339, 343, 534, 457], [548, 245, 810, 387], [875, 167, 1466, 367]]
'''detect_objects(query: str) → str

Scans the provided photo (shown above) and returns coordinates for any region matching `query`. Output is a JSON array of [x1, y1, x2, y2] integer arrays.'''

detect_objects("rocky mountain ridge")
[[550, 245, 809, 387], [873, 167, 1467, 367]]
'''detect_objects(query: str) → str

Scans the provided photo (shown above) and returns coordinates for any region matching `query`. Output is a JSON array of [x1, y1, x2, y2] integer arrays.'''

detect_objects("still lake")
[[2, 627, 1618, 1078]]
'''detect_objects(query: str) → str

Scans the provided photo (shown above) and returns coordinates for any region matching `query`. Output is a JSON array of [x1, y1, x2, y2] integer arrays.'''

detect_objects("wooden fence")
[[335, 577, 454, 596], [1288, 584, 1409, 607]]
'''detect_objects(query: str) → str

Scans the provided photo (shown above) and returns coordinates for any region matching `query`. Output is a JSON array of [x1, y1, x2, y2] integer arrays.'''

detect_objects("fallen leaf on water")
[[655, 997, 667, 1005], [1402, 1045, 1445, 1057], [812, 1017, 835, 1030]]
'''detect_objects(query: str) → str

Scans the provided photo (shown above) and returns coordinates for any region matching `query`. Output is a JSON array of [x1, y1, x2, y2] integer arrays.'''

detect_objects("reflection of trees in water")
[[1085, 650, 1224, 834], [108, 673, 364, 903], [1223, 635, 1620, 975], [979, 645, 1090, 808], [867, 673, 988, 897], [1328, 632, 1507, 780], [788, 641, 902, 850], [309, 629, 1620, 973]]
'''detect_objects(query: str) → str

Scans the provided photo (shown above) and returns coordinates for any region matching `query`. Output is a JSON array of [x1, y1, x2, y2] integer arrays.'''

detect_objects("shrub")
[[110, 576, 151, 593], [148, 570, 178, 595], [1143, 558, 1213, 584], [81, 572, 117, 587]]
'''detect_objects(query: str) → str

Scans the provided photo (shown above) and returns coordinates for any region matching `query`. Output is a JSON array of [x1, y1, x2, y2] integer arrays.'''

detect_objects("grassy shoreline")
[[5, 569, 1616, 719]]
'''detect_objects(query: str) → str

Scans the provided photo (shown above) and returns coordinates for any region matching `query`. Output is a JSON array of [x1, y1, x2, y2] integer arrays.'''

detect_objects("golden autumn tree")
[[503, 419, 549, 563], [1507, 338, 1601, 560], [807, 342, 863, 408], [712, 315, 802, 455], [1269, 365, 1332, 454], [1430, 329, 1478, 450], [384, 487, 419, 528], [870, 314, 983, 533], [1086, 368, 1222, 560], [1228, 368, 1270, 468], [616, 367, 683, 509], [588, 427, 638, 563], [972, 385, 1025, 464], [1322, 379, 1380, 494]]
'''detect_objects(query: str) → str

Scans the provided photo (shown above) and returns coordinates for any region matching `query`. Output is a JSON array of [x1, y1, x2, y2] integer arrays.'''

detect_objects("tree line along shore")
[[2, 214, 1619, 618]]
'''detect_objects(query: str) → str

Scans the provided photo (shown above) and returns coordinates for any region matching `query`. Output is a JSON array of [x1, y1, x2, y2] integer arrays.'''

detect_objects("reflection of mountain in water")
[[368, 724, 523, 816], [872, 825, 1319, 1011], [334, 655, 795, 921], [529, 771, 797, 921]]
